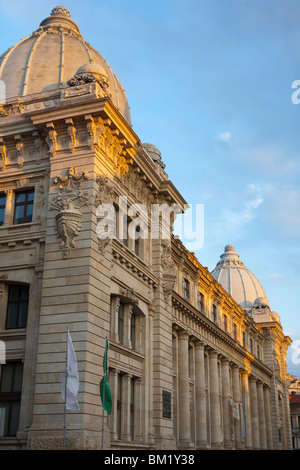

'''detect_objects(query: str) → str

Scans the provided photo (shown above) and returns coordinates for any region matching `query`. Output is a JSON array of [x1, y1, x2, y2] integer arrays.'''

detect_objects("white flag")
[[61, 330, 80, 410]]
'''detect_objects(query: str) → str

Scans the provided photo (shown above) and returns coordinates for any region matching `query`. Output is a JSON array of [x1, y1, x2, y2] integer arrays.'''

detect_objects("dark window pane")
[[0, 207, 5, 226], [0, 363, 23, 437], [25, 203, 33, 223], [8, 285, 21, 301], [20, 286, 29, 301], [14, 190, 34, 225], [6, 285, 29, 329], [12, 363, 23, 393], [18, 303, 28, 328], [118, 303, 124, 344], [6, 304, 18, 329], [14, 205, 25, 224], [15, 193, 26, 203], [27, 191, 34, 202], [0, 363, 14, 393], [9, 401, 20, 436]]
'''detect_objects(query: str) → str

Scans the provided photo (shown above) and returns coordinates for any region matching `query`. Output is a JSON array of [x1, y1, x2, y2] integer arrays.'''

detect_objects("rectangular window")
[[250, 338, 253, 354], [0, 362, 23, 436], [118, 302, 124, 345], [233, 323, 238, 341], [0, 193, 6, 226], [6, 285, 29, 329], [134, 226, 140, 257], [223, 315, 228, 332], [184, 279, 190, 300], [14, 190, 34, 225], [212, 305, 217, 323], [199, 293, 204, 312], [243, 331, 246, 348], [131, 313, 136, 350]]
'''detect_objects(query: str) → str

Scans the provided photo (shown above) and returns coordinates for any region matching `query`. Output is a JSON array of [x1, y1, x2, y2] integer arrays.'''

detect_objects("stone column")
[[232, 365, 242, 449], [195, 341, 207, 448], [147, 304, 155, 445], [178, 330, 192, 447], [121, 373, 131, 441], [263, 386, 273, 449], [257, 381, 267, 449], [209, 349, 222, 449], [241, 371, 253, 449], [123, 304, 133, 348], [221, 358, 233, 449], [249, 376, 260, 449], [135, 377, 142, 442], [3, 189, 14, 226], [111, 296, 120, 342], [110, 368, 119, 441]]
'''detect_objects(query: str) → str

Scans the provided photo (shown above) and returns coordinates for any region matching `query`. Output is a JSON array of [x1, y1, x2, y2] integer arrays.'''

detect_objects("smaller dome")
[[76, 63, 108, 79], [254, 297, 269, 308], [143, 143, 165, 168], [271, 311, 281, 323], [143, 143, 161, 163], [211, 245, 268, 310]]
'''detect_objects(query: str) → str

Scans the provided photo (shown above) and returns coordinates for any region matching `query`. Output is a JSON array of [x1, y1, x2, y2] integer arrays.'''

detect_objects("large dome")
[[0, 6, 131, 124], [211, 245, 268, 310]]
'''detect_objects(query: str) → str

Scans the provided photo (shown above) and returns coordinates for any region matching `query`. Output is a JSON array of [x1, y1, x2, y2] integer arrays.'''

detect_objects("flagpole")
[[101, 337, 107, 450], [63, 327, 69, 450]]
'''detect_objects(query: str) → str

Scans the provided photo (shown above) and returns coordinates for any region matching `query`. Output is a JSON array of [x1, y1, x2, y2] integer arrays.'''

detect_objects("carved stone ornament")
[[161, 240, 176, 301], [0, 138, 7, 171], [94, 175, 115, 206], [121, 287, 139, 305], [54, 166, 89, 189], [67, 72, 111, 99], [15, 134, 24, 168], [51, 168, 90, 259], [46, 122, 58, 157], [0, 102, 24, 118]]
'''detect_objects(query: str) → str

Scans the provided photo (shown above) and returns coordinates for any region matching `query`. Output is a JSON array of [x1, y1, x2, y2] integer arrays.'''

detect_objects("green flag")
[[99, 338, 112, 414]]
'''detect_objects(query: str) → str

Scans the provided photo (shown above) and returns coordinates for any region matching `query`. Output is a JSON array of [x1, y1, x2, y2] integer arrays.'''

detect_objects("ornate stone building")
[[0, 7, 292, 450]]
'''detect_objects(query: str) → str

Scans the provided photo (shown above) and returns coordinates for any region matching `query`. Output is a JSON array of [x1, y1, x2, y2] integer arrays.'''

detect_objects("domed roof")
[[211, 245, 268, 310], [0, 6, 131, 124]]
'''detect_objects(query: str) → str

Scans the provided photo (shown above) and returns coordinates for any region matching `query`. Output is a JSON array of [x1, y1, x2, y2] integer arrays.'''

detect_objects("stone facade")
[[0, 7, 292, 450]]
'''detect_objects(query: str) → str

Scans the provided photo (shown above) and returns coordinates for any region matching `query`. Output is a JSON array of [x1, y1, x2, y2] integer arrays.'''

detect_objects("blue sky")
[[0, 0, 299, 374]]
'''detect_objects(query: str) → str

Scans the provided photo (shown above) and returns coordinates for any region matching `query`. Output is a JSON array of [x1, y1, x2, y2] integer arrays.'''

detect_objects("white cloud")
[[209, 190, 263, 243], [217, 131, 231, 142], [263, 184, 300, 237]]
